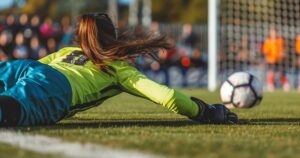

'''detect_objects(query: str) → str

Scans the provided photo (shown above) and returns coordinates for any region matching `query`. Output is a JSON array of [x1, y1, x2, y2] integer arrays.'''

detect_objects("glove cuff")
[[189, 97, 211, 123]]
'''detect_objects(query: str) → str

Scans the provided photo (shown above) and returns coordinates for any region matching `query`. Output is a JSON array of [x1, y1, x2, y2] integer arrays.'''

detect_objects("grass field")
[[1, 89, 300, 158]]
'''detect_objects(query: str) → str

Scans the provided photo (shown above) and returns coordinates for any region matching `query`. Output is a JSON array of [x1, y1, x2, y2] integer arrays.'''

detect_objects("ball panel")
[[220, 81, 234, 103], [250, 76, 263, 98], [232, 86, 256, 108], [228, 72, 251, 86]]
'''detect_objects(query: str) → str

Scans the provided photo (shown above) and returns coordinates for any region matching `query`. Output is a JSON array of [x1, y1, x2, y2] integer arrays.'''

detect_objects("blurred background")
[[0, 0, 299, 91]]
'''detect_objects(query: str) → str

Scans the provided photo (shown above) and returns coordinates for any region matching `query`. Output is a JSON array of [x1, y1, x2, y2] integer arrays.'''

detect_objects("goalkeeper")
[[0, 13, 237, 126]]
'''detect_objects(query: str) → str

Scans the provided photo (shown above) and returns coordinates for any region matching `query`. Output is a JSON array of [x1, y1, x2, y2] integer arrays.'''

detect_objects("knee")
[[0, 96, 21, 126]]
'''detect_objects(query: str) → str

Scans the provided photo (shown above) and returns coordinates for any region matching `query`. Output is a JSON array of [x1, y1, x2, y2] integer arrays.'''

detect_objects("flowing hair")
[[76, 13, 172, 74]]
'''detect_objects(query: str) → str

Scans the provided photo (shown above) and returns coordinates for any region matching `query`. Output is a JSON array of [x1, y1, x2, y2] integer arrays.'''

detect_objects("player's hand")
[[190, 97, 238, 124]]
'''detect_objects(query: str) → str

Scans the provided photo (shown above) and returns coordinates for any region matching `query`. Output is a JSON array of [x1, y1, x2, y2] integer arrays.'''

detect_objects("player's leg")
[[298, 69, 300, 92], [278, 64, 290, 91], [267, 64, 275, 91], [0, 60, 41, 126], [297, 57, 300, 91], [298, 72, 300, 91], [0, 96, 21, 126], [0, 60, 39, 93], [0, 61, 72, 126], [0, 81, 4, 94], [0, 61, 17, 94]]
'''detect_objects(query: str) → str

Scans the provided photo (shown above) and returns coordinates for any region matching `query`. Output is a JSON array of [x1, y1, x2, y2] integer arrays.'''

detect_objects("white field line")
[[0, 130, 161, 158]]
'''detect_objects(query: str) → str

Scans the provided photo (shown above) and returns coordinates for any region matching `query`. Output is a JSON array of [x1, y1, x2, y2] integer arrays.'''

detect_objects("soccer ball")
[[220, 72, 263, 109]]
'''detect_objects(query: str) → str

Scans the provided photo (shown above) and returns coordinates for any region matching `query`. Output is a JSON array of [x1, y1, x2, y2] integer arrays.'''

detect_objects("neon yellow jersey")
[[39, 47, 199, 117]]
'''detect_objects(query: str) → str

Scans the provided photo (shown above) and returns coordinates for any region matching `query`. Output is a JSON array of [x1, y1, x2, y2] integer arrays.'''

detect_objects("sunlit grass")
[[3, 89, 300, 158]]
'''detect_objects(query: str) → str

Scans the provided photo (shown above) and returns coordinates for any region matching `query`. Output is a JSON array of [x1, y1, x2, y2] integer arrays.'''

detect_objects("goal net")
[[218, 0, 300, 90]]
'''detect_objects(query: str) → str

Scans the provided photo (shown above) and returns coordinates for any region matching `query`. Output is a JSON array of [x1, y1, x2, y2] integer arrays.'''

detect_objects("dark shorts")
[[0, 60, 72, 126]]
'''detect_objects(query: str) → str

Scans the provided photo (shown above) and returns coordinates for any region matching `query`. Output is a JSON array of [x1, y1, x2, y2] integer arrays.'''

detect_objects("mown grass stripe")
[[0, 130, 161, 158]]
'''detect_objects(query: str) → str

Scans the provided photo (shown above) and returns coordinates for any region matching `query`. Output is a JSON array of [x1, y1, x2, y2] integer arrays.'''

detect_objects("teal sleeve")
[[115, 63, 199, 117]]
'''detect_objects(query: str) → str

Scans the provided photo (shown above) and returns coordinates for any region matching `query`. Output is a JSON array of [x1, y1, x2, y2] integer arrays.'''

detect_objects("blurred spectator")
[[30, 15, 41, 37], [226, 42, 238, 69], [262, 28, 289, 91], [46, 37, 58, 53], [165, 37, 179, 63], [117, 18, 128, 35], [0, 31, 13, 59], [12, 32, 29, 59], [4, 14, 18, 37], [175, 23, 204, 70], [237, 36, 250, 64], [149, 21, 161, 37], [178, 23, 198, 57], [0, 16, 5, 33], [18, 13, 33, 43], [29, 36, 47, 60], [151, 46, 170, 70], [295, 35, 300, 91], [39, 17, 59, 44], [190, 48, 207, 68], [150, 22, 163, 70], [133, 24, 145, 38], [0, 14, 208, 77], [17, 14, 29, 31], [59, 15, 73, 48], [0, 51, 8, 61]]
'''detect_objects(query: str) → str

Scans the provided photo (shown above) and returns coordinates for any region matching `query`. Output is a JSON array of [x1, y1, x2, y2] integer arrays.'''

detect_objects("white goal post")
[[208, 0, 219, 91]]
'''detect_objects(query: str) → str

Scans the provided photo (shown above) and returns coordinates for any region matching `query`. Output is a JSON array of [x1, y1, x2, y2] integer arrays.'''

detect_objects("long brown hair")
[[76, 13, 171, 72]]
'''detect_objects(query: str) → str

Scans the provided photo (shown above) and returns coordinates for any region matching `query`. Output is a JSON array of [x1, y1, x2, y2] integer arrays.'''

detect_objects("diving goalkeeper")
[[0, 13, 237, 126]]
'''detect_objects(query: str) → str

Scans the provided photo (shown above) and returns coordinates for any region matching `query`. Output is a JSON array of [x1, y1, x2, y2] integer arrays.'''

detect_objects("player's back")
[[39, 47, 123, 113]]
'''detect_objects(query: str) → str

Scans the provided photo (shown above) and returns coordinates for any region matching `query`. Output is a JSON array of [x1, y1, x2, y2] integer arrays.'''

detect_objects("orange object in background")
[[295, 35, 300, 54], [181, 56, 191, 67], [262, 37, 284, 64]]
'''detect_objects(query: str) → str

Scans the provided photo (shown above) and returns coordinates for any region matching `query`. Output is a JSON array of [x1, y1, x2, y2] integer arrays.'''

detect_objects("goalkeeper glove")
[[190, 97, 238, 124]]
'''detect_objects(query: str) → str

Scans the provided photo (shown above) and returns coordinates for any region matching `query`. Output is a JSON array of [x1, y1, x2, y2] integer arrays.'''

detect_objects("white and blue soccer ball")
[[220, 72, 263, 109]]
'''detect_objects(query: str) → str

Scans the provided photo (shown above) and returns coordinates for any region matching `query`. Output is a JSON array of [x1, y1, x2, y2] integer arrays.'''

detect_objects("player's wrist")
[[189, 97, 211, 123]]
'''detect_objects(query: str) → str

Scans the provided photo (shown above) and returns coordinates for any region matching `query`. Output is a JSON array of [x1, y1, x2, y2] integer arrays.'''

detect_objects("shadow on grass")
[[238, 118, 300, 125], [4, 118, 300, 131], [51, 119, 199, 129], [49, 118, 300, 129], [2, 120, 197, 131]]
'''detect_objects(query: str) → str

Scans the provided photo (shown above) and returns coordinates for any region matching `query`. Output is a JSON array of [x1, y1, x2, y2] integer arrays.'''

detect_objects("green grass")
[[3, 89, 300, 158], [0, 142, 58, 158]]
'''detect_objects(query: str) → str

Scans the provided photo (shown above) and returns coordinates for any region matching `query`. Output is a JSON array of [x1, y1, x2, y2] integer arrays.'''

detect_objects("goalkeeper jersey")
[[39, 47, 198, 117]]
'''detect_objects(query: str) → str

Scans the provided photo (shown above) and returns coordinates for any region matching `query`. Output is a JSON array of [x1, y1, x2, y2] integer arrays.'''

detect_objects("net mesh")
[[219, 0, 300, 90]]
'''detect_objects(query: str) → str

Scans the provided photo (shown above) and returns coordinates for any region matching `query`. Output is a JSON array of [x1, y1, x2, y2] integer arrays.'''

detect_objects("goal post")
[[208, 0, 219, 91]]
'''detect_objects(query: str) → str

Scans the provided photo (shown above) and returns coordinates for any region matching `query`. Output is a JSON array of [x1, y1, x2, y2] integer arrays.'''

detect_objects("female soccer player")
[[0, 13, 237, 126]]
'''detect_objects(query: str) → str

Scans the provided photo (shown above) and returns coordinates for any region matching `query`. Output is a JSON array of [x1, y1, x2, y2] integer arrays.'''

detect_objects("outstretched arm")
[[113, 61, 199, 118], [111, 61, 238, 123]]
